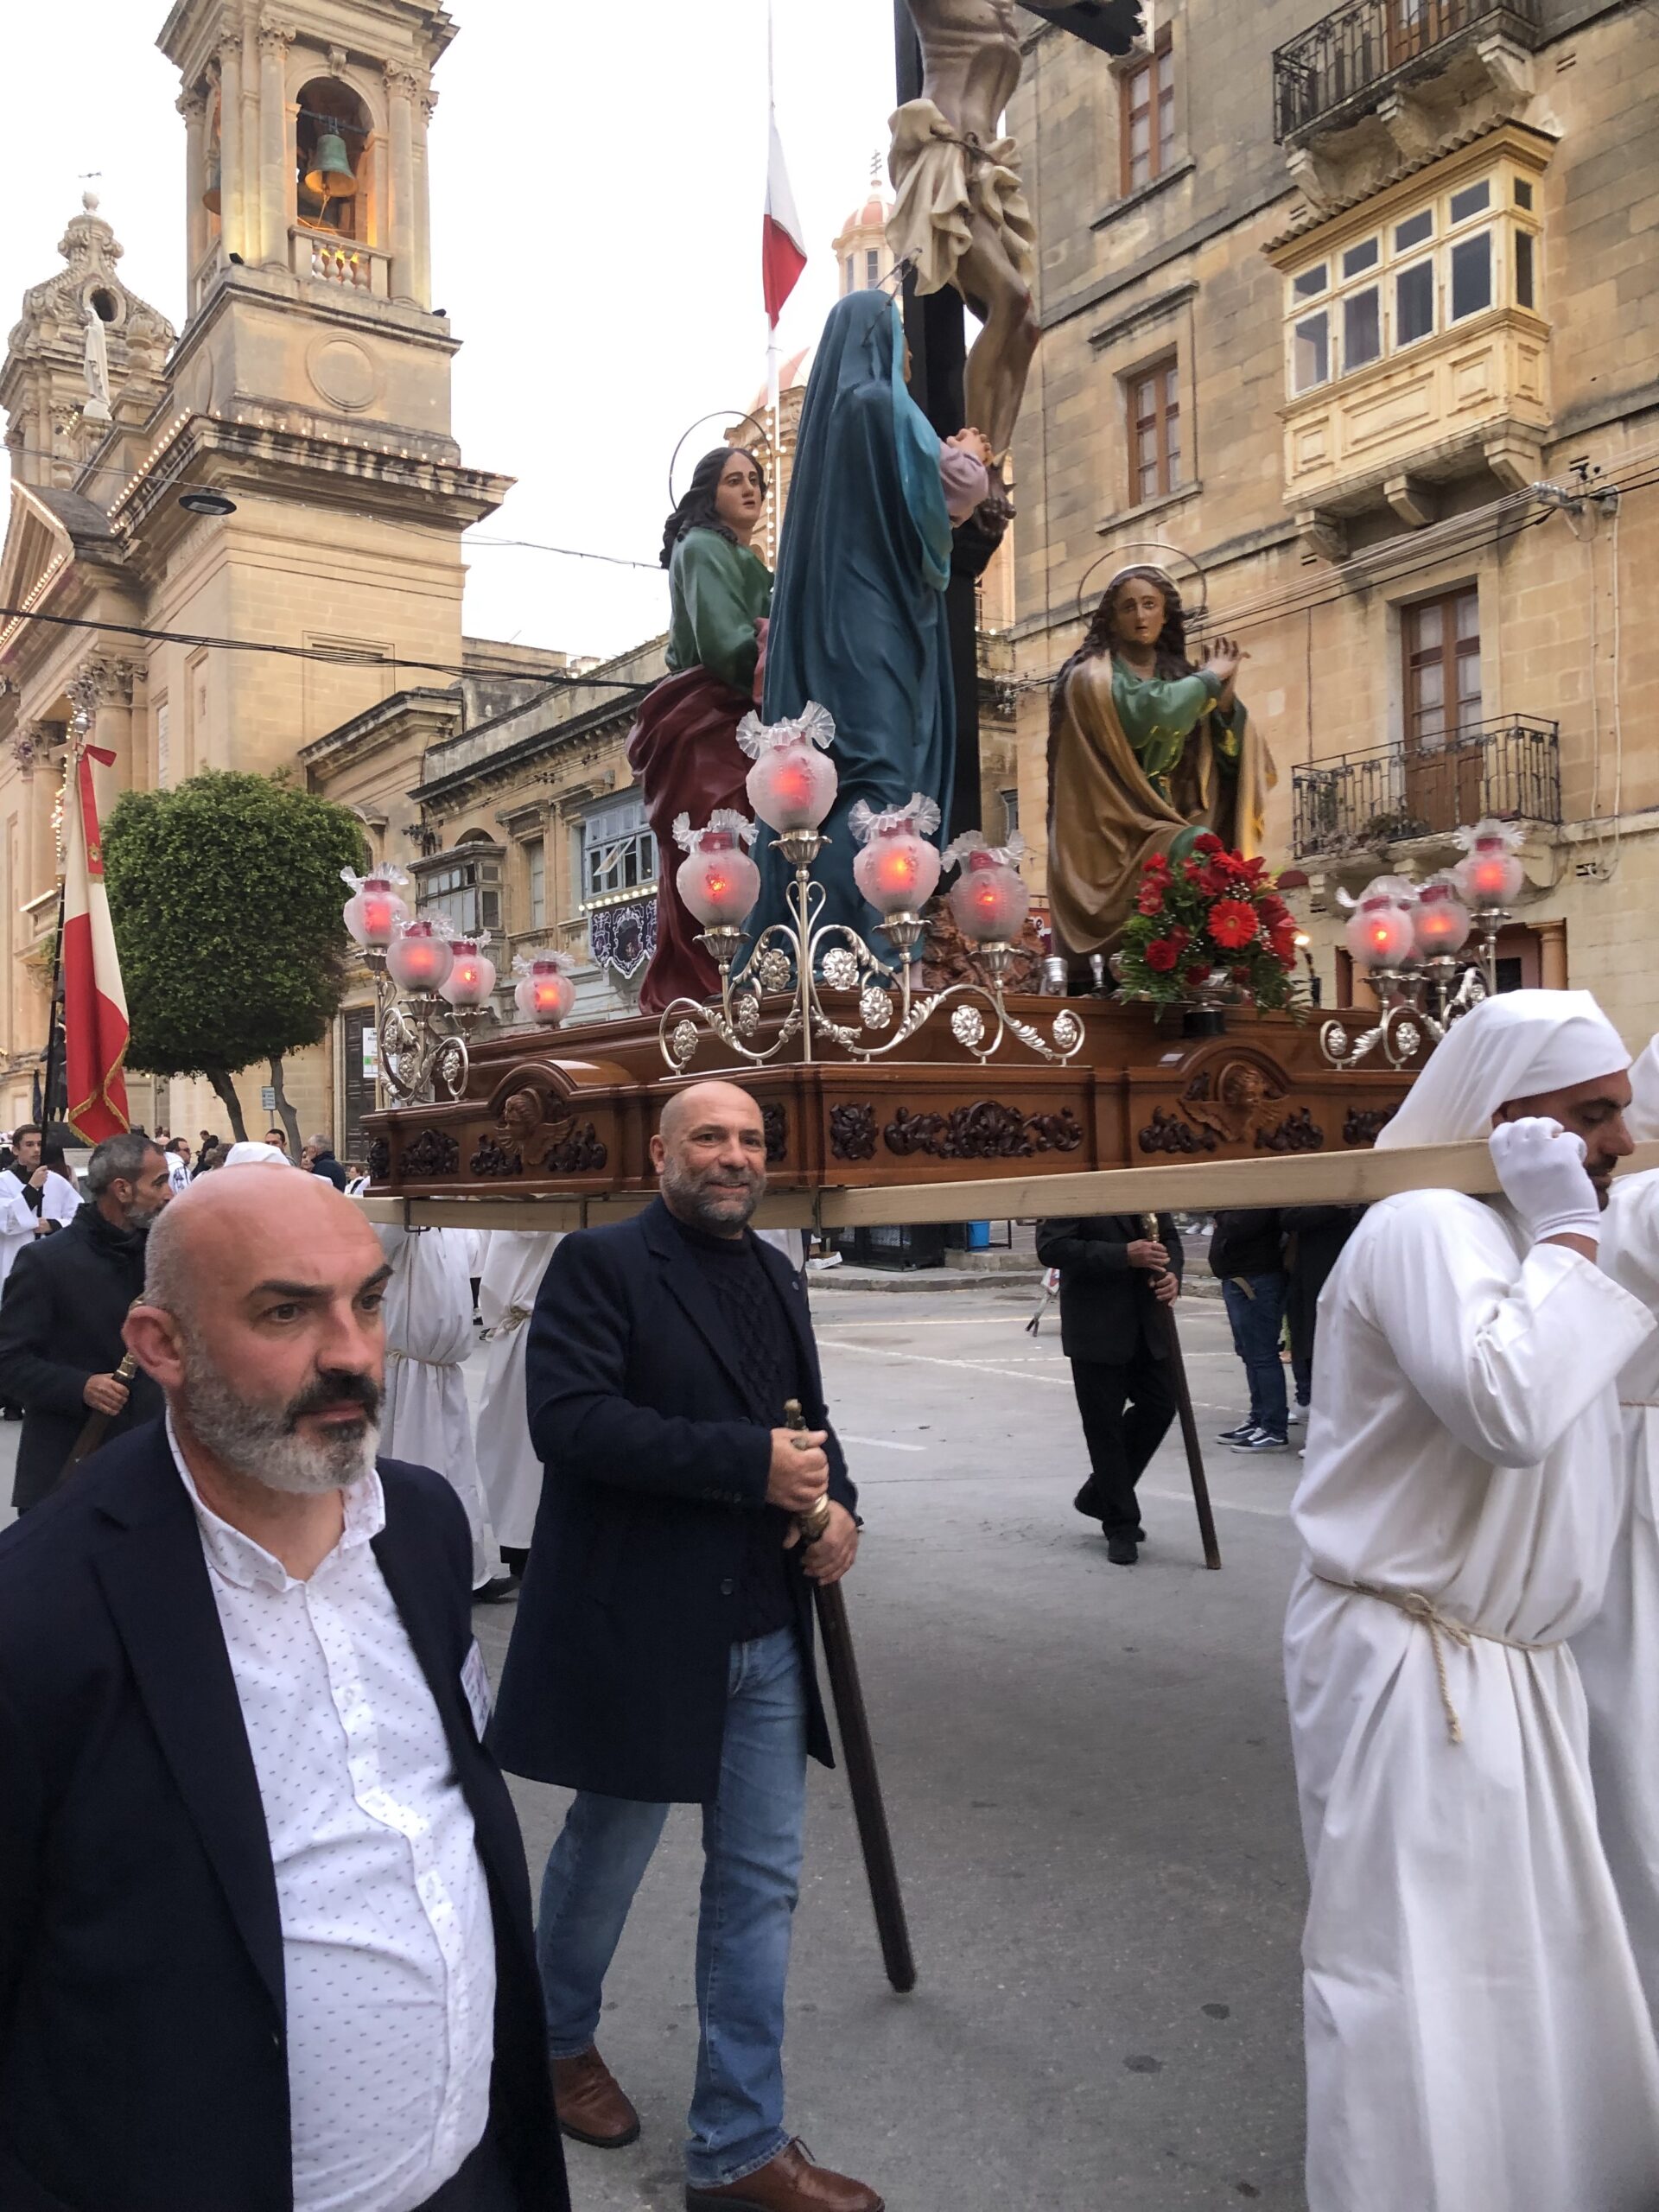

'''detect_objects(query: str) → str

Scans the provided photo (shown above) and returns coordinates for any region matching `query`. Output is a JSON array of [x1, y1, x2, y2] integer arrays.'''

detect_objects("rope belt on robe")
[[1312, 1572, 1563, 1746], [478, 1303, 534, 1344]]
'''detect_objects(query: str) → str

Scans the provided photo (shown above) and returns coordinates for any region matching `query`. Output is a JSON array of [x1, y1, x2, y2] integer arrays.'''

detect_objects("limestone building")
[[0, 0, 511, 1135], [1007, 0, 1659, 1032]]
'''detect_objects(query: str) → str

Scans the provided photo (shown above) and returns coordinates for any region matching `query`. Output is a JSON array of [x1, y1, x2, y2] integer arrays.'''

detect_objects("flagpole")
[[766, 0, 781, 561]]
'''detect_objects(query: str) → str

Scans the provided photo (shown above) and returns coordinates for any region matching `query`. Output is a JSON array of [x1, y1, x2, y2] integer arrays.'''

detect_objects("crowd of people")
[[4, 992, 1659, 2209]]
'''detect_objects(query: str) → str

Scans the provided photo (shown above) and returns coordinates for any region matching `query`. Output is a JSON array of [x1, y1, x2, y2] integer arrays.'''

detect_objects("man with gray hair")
[[0, 1168, 568, 2211], [0, 1128, 170, 1510]]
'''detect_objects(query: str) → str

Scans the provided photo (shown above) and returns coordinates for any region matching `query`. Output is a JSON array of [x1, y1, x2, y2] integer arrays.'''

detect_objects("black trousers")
[[416, 2126, 516, 2212], [1070, 1351, 1178, 1536]]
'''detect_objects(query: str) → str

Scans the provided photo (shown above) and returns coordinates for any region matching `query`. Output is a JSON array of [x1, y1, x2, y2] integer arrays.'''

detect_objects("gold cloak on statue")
[[1046, 657, 1275, 962]]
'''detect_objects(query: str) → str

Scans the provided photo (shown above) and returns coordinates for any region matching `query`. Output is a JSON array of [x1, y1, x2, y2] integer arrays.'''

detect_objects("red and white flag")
[[762, 114, 807, 328], [61, 742, 130, 1142]]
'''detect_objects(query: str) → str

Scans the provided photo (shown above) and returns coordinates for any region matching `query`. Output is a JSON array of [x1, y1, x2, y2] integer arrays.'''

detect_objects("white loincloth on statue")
[[474, 1230, 561, 1553], [887, 98, 1035, 301], [376, 1224, 498, 1587]]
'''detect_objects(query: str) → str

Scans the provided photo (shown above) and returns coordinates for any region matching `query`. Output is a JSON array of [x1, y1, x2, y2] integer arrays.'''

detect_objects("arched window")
[[296, 78, 371, 241]]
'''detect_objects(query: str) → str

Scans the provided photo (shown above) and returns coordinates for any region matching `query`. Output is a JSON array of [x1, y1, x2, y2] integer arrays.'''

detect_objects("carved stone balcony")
[[1292, 715, 1560, 861], [1273, 0, 1541, 212]]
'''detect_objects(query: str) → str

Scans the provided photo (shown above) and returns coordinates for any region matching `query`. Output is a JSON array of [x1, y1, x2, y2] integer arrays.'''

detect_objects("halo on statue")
[[1074, 542, 1209, 629], [667, 411, 772, 508]]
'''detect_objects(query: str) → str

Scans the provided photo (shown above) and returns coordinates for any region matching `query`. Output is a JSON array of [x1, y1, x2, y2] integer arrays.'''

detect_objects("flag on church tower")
[[60, 742, 130, 1142], [762, 115, 807, 328]]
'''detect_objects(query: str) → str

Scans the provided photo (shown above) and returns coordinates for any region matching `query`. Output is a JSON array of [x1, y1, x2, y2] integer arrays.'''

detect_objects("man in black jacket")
[[492, 1080, 880, 2212], [303, 1132, 349, 1191], [0, 1166, 567, 2212], [0, 1129, 172, 1511], [1034, 1211, 1183, 1565]]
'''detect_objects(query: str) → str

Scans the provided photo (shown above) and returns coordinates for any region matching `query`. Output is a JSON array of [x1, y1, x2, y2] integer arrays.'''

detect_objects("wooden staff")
[[785, 1397, 917, 1994], [54, 1349, 138, 1492], [1141, 1212, 1222, 1572]]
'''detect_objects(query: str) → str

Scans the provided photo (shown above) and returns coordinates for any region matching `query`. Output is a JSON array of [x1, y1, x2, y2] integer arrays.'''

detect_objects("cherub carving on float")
[[1046, 563, 1275, 971], [889, 0, 1039, 466], [628, 445, 772, 1014], [756, 289, 990, 948]]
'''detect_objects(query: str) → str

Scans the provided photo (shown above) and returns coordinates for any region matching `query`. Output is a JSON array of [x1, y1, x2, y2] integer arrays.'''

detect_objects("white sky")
[[0, 0, 899, 660]]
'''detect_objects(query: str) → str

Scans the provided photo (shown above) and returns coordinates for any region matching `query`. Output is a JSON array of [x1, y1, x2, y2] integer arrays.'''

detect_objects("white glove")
[[1490, 1116, 1602, 1248]]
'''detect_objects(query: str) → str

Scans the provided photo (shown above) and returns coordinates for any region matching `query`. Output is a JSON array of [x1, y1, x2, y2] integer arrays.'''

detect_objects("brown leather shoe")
[[685, 2139, 883, 2211], [550, 2045, 640, 2148]]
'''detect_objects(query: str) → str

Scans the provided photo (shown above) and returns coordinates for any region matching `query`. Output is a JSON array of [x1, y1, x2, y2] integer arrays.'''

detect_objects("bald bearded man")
[[0, 1171, 567, 2212], [1285, 992, 1659, 2212], [492, 1080, 879, 2212]]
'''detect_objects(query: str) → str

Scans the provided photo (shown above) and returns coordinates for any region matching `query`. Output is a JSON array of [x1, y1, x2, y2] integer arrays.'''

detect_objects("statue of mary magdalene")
[[1046, 565, 1275, 968], [628, 447, 773, 1014], [754, 289, 992, 946]]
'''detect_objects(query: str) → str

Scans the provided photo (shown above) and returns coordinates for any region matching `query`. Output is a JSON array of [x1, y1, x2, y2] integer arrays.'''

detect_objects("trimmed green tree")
[[103, 770, 367, 1146]]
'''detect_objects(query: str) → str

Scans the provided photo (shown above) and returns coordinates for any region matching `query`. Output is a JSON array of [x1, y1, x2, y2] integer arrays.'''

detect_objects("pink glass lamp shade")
[[950, 849, 1030, 944], [1453, 825, 1525, 908], [746, 744, 838, 835], [677, 831, 761, 929], [341, 872, 409, 950], [1411, 878, 1472, 958], [853, 827, 942, 917], [1344, 890, 1415, 969], [512, 955, 575, 1027], [386, 918, 454, 995], [441, 939, 497, 1009]]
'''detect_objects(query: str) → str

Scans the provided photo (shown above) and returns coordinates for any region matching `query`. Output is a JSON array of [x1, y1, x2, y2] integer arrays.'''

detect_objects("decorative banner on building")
[[588, 898, 656, 981], [62, 742, 130, 1142]]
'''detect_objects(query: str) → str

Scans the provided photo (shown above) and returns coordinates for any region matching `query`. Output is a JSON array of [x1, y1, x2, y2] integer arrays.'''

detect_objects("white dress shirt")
[[169, 1419, 497, 2212], [0, 1166, 39, 1287]]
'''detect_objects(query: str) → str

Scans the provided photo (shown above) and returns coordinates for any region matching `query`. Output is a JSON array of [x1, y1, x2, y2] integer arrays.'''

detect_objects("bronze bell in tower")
[[303, 129, 357, 202], [202, 149, 221, 214]]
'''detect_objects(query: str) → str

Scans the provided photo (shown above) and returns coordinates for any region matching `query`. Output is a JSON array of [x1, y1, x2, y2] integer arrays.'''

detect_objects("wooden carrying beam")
[[355, 1139, 1659, 1235]]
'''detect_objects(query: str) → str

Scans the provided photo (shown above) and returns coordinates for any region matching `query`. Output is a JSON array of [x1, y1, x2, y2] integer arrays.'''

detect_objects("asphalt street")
[[0, 1280, 1313, 2212]]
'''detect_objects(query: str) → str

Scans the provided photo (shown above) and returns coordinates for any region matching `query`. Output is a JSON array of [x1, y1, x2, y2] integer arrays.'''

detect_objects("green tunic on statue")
[[1112, 664, 1244, 859], [664, 532, 772, 692]]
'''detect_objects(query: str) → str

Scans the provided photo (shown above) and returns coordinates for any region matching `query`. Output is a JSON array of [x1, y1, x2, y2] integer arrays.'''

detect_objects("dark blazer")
[[491, 1197, 855, 1805], [1034, 1211, 1184, 1365], [0, 1423, 567, 2212], [308, 1149, 349, 1192], [0, 1204, 162, 1512]]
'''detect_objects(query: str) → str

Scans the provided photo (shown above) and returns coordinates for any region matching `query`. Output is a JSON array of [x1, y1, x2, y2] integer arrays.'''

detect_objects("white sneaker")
[[1287, 1403, 1307, 1427]]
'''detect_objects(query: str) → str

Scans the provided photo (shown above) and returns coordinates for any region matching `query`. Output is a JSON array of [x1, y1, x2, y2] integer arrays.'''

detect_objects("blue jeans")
[[537, 1627, 807, 2190], [1222, 1272, 1289, 1439]]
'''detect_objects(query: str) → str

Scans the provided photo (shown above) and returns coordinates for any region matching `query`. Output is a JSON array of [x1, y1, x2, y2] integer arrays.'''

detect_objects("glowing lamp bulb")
[[677, 834, 761, 928], [1343, 895, 1415, 970], [512, 957, 575, 1027], [747, 743, 838, 832], [1411, 883, 1472, 958], [1453, 828, 1525, 910], [343, 875, 408, 950], [948, 851, 1030, 944], [440, 940, 497, 1009], [853, 827, 942, 918], [385, 919, 454, 994]]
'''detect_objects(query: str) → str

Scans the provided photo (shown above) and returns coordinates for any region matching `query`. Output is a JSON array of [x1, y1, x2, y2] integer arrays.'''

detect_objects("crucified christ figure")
[[889, 0, 1040, 466]]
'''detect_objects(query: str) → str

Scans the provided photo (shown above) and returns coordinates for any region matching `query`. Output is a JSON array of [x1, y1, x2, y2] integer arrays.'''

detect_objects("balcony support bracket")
[[1376, 89, 1440, 164], [1384, 474, 1436, 529], [1296, 506, 1349, 563], [1484, 429, 1544, 493]]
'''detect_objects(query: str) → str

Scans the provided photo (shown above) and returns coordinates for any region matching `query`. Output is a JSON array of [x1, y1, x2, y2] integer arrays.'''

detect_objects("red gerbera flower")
[[1208, 899, 1260, 950]]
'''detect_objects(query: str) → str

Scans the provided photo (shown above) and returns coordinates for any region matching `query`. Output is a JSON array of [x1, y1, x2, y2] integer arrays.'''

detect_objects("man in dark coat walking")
[[0, 1167, 567, 2212], [1034, 1211, 1184, 1565], [0, 1129, 171, 1511], [491, 1079, 881, 2212]]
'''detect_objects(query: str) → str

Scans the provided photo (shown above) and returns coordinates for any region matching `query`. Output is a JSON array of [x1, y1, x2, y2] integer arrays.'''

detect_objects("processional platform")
[[361, 995, 1429, 1230]]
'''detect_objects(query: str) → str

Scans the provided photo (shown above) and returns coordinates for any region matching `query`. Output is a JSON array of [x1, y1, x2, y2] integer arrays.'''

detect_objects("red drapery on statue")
[[627, 669, 754, 1015]]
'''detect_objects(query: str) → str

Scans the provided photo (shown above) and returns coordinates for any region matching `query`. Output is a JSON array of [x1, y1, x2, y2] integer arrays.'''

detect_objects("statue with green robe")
[[1046, 565, 1275, 968]]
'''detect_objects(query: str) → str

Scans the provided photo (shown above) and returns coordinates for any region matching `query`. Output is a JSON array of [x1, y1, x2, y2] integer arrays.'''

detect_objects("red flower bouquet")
[[1117, 839, 1301, 1011]]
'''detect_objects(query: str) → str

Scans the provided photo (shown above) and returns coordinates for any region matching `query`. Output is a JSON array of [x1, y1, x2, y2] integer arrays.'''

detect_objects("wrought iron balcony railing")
[[1273, 0, 1538, 143], [1291, 715, 1560, 859]]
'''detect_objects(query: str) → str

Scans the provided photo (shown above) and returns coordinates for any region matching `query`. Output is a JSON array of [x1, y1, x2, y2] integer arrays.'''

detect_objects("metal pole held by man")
[[1141, 1211, 1222, 1570], [787, 1397, 917, 1995]]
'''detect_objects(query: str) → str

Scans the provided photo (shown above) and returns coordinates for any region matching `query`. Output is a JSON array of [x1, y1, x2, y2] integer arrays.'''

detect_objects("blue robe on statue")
[[757, 291, 956, 948]]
